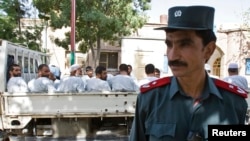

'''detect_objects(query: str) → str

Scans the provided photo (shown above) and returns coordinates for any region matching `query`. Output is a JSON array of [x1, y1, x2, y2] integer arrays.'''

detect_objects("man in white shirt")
[[128, 64, 138, 85], [57, 64, 86, 93], [7, 64, 29, 93], [85, 66, 111, 92], [109, 64, 139, 92], [49, 64, 61, 80], [138, 63, 158, 87], [223, 63, 249, 91], [28, 64, 56, 93], [81, 66, 94, 84]]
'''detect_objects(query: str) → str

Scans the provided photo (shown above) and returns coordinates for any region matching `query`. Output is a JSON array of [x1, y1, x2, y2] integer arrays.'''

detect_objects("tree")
[[243, 8, 250, 27], [0, 0, 44, 51], [33, 0, 151, 67]]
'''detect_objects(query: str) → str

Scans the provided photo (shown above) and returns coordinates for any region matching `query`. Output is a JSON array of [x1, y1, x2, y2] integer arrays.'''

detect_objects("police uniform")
[[129, 76, 248, 141], [129, 5, 248, 141]]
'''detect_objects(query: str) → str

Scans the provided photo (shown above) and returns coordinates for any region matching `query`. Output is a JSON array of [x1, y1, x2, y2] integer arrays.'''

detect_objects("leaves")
[[0, 0, 44, 51], [33, 0, 151, 66]]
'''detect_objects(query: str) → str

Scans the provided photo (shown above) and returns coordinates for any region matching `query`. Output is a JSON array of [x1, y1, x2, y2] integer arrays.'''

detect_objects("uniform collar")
[[169, 74, 223, 100]]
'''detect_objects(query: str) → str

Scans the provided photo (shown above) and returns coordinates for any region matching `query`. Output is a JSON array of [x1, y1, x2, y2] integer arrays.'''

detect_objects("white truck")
[[0, 40, 137, 140]]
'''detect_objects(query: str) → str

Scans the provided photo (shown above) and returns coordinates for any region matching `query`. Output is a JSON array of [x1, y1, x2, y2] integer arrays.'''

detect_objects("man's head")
[[228, 63, 239, 75], [154, 68, 161, 78], [38, 64, 50, 78], [128, 64, 132, 75], [85, 66, 94, 78], [9, 64, 22, 77], [156, 6, 216, 77], [95, 66, 108, 80], [119, 64, 129, 75], [69, 64, 81, 76], [145, 64, 155, 75], [76, 67, 83, 77]]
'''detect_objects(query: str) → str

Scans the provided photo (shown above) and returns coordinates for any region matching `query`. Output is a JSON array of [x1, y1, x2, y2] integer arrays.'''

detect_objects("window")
[[7, 55, 15, 82], [30, 58, 34, 73], [35, 60, 38, 73], [24, 57, 29, 73], [99, 52, 118, 69], [213, 58, 221, 77], [246, 58, 250, 75], [18, 56, 22, 68]]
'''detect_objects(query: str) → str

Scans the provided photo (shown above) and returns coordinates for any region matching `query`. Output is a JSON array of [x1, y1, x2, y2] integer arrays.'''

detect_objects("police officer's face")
[[165, 30, 213, 77], [11, 66, 22, 77]]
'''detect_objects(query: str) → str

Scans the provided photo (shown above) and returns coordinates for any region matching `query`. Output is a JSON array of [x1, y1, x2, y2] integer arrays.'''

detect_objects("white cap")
[[228, 63, 238, 69], [69, 64, 81, 72], [204, 64, 211, 71]]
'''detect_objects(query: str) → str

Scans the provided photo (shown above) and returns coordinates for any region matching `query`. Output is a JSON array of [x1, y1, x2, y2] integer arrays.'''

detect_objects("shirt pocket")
[[145, 123, 176, 138]]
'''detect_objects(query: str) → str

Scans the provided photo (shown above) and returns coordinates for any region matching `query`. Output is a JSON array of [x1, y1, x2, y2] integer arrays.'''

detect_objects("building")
[[21, 18, 250, 84]]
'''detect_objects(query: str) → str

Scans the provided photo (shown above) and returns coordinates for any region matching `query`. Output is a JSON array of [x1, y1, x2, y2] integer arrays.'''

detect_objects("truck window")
[[30, 58, 34, 73], [7, 55, 15, 82], [24, 57, 29, 73], [18, 56, 22, 68], [35, 60, 38, 73]]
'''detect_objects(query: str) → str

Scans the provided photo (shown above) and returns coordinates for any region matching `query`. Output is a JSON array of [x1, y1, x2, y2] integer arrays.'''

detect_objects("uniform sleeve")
[[129, 95, 147, 141]]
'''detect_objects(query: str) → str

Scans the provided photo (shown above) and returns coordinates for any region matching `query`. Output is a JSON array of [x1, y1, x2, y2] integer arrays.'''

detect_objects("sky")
[[146, 0, 250, 26]]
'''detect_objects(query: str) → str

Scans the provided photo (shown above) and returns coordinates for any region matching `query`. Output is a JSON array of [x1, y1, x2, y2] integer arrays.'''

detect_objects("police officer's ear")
[[204, 41, 216, 60]]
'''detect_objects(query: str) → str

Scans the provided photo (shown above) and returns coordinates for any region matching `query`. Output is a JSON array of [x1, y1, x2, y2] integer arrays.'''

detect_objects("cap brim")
[[154, 26, 209, 30]]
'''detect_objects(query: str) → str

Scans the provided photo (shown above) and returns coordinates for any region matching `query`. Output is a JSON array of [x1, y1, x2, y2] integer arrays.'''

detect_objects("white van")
[[0, 40, 50, 93]]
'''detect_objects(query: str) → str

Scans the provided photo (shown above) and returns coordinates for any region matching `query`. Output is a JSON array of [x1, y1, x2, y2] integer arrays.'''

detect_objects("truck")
[[0, 40, 137, 140], [1, 40, 249, 141]]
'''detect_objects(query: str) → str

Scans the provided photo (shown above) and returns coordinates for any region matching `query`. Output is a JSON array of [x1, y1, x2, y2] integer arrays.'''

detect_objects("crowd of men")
[[6, 63, 162, 93]]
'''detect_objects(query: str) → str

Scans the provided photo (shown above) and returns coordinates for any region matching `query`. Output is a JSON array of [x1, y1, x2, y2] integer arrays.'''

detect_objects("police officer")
[[129, 6, 248, 141]]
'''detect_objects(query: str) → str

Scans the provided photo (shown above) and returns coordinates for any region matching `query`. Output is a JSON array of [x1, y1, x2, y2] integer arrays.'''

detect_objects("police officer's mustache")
[[168, 60, 188, 67]]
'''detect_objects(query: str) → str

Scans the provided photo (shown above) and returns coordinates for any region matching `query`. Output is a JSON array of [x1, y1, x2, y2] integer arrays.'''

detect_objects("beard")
[[41, 74, 49, 78], [13, 74, 21, 77]]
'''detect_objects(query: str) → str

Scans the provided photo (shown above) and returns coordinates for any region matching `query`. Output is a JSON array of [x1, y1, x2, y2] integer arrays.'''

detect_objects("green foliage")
[[33, 0, 151, 66], [0, 0, 44, 52]]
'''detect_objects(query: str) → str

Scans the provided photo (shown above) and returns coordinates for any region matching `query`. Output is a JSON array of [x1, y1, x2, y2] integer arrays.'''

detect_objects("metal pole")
[[70, 0, 76, 65]]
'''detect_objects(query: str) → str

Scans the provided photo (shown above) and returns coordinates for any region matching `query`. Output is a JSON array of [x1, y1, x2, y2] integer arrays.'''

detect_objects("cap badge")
[[174, 10, 182, 17]]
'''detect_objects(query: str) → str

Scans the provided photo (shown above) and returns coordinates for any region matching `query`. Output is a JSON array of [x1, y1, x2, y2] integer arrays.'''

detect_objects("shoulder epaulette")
[[140, 77, 172, 94], [214, 79, 248, 98]]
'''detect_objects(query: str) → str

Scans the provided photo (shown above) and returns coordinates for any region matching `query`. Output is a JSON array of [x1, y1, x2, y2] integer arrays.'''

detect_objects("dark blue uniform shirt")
[[129, 76, 248, 141]]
